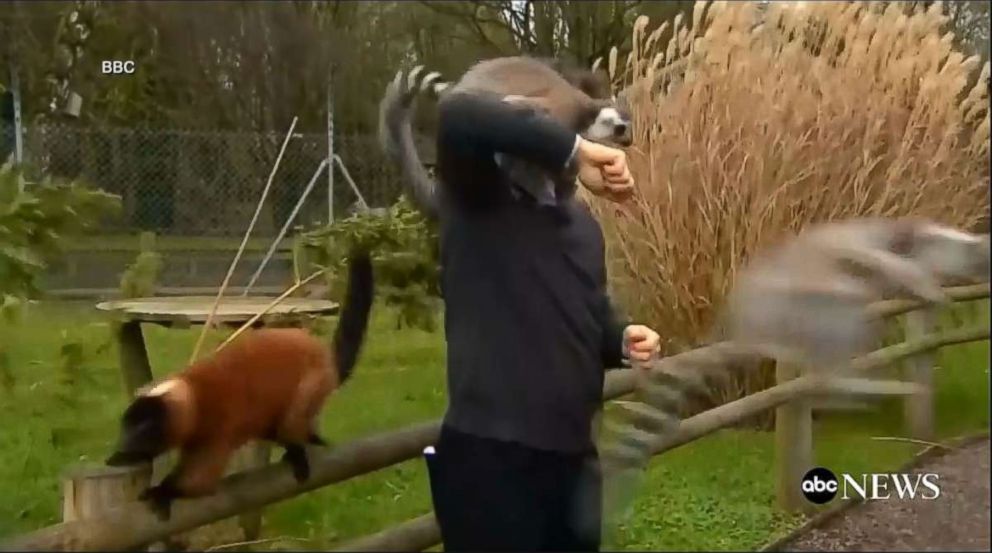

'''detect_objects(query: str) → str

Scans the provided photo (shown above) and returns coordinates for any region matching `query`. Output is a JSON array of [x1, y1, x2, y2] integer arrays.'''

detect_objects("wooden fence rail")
[[1, 284, 988, 552]]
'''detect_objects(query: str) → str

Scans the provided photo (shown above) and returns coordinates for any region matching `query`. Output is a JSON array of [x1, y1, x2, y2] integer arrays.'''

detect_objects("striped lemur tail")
[[377, 66, 449, 220]]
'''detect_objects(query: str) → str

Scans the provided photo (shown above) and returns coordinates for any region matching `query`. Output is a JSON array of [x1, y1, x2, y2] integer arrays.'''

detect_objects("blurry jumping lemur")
[[599, 216, 989, 469], [378, 56, 633, 218], [720, 216, 990, 371]]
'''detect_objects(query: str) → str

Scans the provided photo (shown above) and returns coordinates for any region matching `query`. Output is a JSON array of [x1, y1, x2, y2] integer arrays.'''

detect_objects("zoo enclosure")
[[0, 283, 988, 552], [0, 121, 420, 237], [1, 121, 439, 294]]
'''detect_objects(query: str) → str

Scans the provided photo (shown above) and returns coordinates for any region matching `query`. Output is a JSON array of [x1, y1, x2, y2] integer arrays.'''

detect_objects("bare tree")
[[2, 1, 432, 132], [418, 1, 694, 68], [904, 1, 989, 61]]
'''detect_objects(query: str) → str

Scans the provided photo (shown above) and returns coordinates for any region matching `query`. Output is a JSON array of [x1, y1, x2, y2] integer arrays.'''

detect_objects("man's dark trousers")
[[427, 424, 603, 552]]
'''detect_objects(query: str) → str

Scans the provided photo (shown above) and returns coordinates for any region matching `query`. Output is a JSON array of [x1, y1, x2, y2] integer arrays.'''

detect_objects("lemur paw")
[[139, 484, 176, 521], [282, 444, 311, 483], [307, 432, 329, 447]]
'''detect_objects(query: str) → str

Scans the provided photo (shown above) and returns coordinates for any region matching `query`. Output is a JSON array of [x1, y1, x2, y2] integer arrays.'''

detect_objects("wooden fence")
[[1, 283, 988, 552]]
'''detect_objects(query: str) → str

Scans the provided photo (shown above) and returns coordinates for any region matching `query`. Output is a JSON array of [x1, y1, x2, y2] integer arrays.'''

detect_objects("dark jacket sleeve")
[[437, 92, 579, 175], [599, 293, 629, 369]]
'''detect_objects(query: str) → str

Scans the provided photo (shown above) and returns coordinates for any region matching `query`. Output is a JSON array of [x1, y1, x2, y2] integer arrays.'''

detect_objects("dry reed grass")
[[585, 1, 990, 408]]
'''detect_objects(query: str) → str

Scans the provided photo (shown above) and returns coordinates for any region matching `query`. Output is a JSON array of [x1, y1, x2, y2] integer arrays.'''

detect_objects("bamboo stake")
[[215, 268, 328, 353], [243, 159, 329, 296], [189, 117, 298, 363]]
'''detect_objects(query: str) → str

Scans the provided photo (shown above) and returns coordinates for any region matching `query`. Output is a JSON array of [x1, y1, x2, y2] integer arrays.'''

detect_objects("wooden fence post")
[[903, 309, 937, 441], [62, 463, 180, 551], [291, 233, 308, 285], [775, 362, 813, 513], [62, 464, 152, 523]]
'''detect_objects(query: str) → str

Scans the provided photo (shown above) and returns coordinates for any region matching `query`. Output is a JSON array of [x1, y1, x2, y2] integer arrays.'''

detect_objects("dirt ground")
[[783, 439, 990, 551]]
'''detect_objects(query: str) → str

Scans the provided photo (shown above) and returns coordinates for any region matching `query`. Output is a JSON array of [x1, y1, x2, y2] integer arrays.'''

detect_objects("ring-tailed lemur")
[[378, 56, 633, 218], [721, 216, 990, 372], [599, 216, 989, 531]]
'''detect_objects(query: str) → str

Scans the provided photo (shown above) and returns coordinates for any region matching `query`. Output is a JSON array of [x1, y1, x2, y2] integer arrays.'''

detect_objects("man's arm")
[[437, 92, 581, 175], [435, 91, 634, 209]]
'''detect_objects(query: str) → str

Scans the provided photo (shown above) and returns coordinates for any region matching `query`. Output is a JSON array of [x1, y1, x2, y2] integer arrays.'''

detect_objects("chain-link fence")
[[1, 121, 409, 237]]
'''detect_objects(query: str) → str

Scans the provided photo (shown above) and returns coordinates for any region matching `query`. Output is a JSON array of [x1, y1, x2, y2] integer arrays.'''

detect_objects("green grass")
[[0, 300, 445, 548], [0, 300, 987, 550]]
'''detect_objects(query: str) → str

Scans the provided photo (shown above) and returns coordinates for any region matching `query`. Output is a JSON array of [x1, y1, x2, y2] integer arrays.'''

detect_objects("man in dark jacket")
[[425, 90, 661, 552]]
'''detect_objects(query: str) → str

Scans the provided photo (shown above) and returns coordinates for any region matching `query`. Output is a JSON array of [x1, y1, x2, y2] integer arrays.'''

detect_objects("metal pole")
[[10, 64, 23, 167], [243, 159, 329, 295], [334, 155, 369, 210], [326, 67, 335, 224]]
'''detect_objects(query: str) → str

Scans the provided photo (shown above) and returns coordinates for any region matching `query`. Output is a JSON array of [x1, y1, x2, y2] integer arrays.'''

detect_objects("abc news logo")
[[101, 61, 136, 75], [802, 467, 941, 504]]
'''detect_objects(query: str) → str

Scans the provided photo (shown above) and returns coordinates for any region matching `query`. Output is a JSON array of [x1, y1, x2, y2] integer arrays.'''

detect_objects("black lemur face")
[[105, 395, 171, 466]]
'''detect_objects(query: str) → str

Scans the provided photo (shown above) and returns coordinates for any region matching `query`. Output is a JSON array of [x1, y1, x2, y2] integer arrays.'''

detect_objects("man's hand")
[[574, 137, 634, 202], [623, 324, 661, 365]]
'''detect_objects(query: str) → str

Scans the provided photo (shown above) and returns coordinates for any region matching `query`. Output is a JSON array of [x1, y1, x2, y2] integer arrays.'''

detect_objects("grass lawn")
[[0, 299, 987, 550]]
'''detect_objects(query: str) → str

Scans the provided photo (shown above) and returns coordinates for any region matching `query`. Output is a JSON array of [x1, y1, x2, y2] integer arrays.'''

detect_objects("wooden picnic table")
[[95, 295, 339, 395], [94, 295, 339, 541]]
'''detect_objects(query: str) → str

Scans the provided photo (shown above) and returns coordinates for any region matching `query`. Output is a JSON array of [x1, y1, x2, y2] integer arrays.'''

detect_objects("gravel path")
[[783, 439, 990, 552]]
